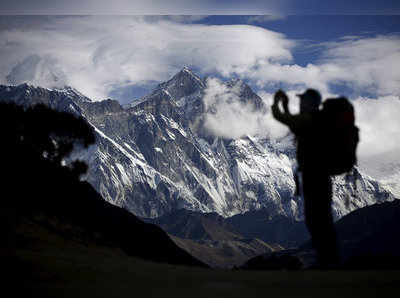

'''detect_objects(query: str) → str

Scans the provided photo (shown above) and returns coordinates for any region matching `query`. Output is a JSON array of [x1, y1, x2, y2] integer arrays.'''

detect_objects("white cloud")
[[318, 35, 400, 96], [0, 16, 295, 100], [247, 15, 287, 23], [353, 95, 400, 170], [202, 78, 296, 140], [3, 17, 398, 101], [240, 35, 400, 97], [202, 78, 265, 139]]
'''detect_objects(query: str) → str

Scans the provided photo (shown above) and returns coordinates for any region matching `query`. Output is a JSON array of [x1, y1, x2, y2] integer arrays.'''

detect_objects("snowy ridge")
[[0, 68, 397, 220]]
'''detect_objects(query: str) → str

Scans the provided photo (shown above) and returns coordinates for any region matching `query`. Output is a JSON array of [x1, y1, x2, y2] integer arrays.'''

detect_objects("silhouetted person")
[[272, 89, 339, 267]]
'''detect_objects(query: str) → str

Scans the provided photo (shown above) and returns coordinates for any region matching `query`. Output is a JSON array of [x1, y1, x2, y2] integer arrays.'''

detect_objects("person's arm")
[[271, 90, 293, 126], [271, 90, 312, 134]]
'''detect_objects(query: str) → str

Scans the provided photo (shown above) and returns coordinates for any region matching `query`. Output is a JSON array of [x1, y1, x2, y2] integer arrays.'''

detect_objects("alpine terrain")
[[0, 67, 396, 223]]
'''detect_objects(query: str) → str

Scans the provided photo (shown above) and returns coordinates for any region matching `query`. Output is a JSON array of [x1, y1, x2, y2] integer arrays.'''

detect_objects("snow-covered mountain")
[[0, 68, 396, 220]]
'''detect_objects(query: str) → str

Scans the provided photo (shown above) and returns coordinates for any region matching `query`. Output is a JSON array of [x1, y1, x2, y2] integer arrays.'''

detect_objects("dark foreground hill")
[[335, 199, 400, 268], [15, 220, 400, 298], [14, 172, 208, 267], [242, 200, 400, 270], [0, 102, 206, 268]]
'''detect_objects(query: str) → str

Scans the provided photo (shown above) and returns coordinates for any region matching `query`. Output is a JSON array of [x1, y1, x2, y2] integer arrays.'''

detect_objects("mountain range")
[[2, 67, 399, 268], [0, 68, 396, 222]]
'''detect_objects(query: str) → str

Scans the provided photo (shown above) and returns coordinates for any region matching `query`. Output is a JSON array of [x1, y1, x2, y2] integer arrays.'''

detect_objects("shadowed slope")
[[241, 200, 400, 270], [145, 209, 282, 267], [1, 102, 206, 268]]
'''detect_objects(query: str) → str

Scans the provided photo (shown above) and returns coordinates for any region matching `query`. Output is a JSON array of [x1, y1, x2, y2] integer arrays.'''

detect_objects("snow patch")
[[160, 114, 187, 137], [115, 162, 131, 187], [166, 129, 176, 140]]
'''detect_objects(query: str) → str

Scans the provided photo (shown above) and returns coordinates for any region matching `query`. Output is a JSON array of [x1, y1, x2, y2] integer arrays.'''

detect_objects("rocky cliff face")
[[0, 68, 396, 219]]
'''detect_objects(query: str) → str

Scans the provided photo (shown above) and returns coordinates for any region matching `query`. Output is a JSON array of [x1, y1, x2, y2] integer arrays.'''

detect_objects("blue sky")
[[209, 15, 400, 42], [1, 0, 400, 15]]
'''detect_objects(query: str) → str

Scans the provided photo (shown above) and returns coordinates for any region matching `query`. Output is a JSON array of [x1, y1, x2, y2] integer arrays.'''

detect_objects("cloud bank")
[[242, 35, 400, 97], [353, 95, 400, 171], [3, 16, 399, 101], [1, 17, 399, 101], [202, 78, 301, 140], [0, 16, 295, 100], [202, 78, 269, 139]]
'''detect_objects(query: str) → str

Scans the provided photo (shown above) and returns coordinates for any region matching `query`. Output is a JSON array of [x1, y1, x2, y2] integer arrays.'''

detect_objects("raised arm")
[[271, 90, 312, 135], [271, 90, 293, 126]]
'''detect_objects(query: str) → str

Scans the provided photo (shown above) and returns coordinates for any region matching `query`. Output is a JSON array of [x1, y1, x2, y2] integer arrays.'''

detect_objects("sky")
[[0, 1, 399, 181], [1, 0, 400, 15], [1, 15, 399, 101]]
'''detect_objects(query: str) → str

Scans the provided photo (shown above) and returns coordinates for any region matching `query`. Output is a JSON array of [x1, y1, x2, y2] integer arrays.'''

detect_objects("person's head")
[[297, 89, 321, 113]]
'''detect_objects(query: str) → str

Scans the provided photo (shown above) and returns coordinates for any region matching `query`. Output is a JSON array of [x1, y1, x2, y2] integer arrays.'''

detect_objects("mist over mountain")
[[6, 54, 67, 89], [0, 68, 397, 221]]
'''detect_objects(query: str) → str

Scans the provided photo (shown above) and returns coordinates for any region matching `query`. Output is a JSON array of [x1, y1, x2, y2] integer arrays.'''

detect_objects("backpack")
[[318, 97, 359, 175]]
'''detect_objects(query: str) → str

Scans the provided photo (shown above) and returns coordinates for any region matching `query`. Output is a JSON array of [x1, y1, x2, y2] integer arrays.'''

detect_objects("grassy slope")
[[170, 235, 278, 268], [145, 209, 284, 268], [17, 218, 400, 298]]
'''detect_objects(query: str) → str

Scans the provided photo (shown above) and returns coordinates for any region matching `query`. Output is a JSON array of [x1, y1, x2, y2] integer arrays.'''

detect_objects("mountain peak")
[[223, 78, 266, 112], [182, 65, 192, 72], [53, 85, 91, 102], [155, 67, 205, 101], [173, 67, 202, 82]]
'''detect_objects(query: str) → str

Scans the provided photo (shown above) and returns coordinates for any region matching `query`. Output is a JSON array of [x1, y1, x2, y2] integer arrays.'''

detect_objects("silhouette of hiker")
[[272, 89, 339, 267]]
